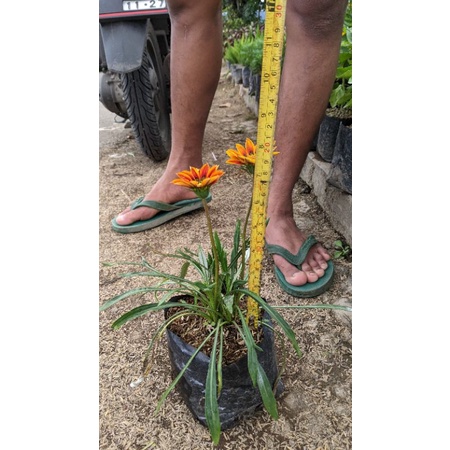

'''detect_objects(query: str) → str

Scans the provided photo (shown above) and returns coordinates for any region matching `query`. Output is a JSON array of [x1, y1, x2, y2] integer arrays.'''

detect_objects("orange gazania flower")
[[172, 163, 224, 198], [226, 138, 279, 175], [226, 138, 257, 169]]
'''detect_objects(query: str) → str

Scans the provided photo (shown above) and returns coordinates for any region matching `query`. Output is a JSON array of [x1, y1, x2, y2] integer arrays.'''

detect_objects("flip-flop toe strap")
[[130, 197, 185, 212], [266, 235, 318, 268]]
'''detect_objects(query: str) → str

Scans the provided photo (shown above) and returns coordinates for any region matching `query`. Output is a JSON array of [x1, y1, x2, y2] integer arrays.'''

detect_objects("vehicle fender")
[[99, 20, 147, 73]]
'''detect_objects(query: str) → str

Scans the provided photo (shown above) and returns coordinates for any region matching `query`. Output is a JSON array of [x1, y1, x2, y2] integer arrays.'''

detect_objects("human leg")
[[266, 0, 348, 288], [115, 0, 223, 226]]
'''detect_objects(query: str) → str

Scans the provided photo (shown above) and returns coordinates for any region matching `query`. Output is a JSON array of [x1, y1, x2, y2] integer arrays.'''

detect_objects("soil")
[[99, 67, 352, 450]]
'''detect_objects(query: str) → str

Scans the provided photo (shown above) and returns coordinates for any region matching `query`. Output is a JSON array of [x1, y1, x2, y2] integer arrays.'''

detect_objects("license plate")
[[122, 0, 167, 11]]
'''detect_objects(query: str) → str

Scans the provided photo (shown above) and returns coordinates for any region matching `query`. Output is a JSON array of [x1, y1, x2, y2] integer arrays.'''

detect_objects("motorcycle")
[[99, 0, 172, 161]]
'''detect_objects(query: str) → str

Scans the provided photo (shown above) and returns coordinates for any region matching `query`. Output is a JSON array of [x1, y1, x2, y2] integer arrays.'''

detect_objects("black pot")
[[230, 64, 243, 85], [251, 74, 261, 104], [242, 66, 251, 88], [326, 122, 352, 194], [317, 115, 342, 162], [165, 297, 283, 430]]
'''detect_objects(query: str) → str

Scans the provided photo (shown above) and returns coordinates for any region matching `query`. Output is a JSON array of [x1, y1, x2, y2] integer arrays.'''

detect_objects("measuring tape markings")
[[247, 0, 287, 320]]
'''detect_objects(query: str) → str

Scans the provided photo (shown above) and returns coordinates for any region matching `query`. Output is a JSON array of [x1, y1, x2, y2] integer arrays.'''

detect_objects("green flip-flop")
[[266, 235, 334, 297], [111, 193, 212, 234]]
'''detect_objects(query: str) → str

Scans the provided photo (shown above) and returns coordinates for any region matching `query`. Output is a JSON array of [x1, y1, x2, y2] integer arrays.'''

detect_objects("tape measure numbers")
[[247, 0, 287, 321]]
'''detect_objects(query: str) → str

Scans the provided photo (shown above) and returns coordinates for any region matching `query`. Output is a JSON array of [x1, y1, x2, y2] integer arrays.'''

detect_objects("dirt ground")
[[99, 67, 352, 450]]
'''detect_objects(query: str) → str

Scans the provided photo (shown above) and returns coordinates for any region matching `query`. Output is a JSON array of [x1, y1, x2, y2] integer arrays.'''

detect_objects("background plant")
[[329, 1, 352, 110], [333, 239, 351, 260], [222, 1, 264, 51]]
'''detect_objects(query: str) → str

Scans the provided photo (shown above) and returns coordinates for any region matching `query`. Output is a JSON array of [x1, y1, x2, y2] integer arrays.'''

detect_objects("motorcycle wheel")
[[120, 22, 171, 161]]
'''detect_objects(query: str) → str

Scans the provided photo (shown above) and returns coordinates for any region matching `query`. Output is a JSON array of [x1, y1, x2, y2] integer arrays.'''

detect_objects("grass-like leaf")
[[110, 301, 208, 329], [234, 310, 259, 387], [273, 304, 352, 313], [239, 289, 302, 358], [255, 363, 278, 419], [205, 323, 222, 445], [142, 310, 194, 376]]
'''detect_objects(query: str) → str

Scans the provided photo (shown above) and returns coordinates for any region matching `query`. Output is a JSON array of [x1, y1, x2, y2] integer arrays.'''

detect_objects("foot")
[[115, 173, 198, 226], [265, 216, 331, 286]]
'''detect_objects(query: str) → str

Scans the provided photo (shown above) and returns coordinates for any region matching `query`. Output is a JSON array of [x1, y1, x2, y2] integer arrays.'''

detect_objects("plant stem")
[[240, 190, 253, 281], [202, 198, 220, 319]]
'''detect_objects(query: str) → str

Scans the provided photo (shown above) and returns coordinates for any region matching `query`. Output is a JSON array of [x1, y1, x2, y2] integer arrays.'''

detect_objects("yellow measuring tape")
[[247, 0, 286, 322], [247, 0, 287, 321]]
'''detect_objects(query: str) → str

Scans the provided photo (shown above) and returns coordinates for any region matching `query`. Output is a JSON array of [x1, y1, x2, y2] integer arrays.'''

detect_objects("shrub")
[[329, 2, 352, 110]]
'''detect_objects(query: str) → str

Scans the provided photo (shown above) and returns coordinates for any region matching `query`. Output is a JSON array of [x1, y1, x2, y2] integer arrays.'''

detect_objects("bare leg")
[[266, 0, 348, 286], [116, 0, 223, 225]]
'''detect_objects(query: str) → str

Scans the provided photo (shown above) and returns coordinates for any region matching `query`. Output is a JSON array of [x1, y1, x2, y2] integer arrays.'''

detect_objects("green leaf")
[[217, 331, 223, 395], [335, 67, 352, 80], [235, 310, 278, 420], [224, 295, 234, 315], [255, 363, 279, 419], [346, 28, 352, 44], [273, 304, 353, 313], [235, 310, 259, 386], [110, 301, 204, 329], [338, 52, 351, 64], [205, 325, 222, 445], [240, 289, 302, 358], [142, 310, 195, 375], [179, 262, 189, 279], [100, 287, 161, 311]]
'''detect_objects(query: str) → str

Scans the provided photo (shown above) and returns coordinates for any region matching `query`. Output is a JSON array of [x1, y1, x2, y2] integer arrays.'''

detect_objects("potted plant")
[[316, 1, 352, 164], [247, 34, 263, 102], [224, 36, 246, 85], [100, 138, 351, 445], [235, 34, 254, 88], [326, 2, 352, 194]]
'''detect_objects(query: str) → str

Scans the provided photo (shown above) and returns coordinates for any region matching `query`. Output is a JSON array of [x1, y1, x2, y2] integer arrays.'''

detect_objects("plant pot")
[[316, 115, 342, 162], [165, 297, 283, 430], [248, 73, 261, 103], [326, 122, 352, 194], [248, 70, 256, 96], [230, 64, 243, 85], [242, 66, 251, 88]]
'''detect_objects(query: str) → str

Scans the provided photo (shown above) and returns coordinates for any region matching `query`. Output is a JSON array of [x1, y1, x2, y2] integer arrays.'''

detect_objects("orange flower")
[[226, 138, 257, 170], [172, 163, 225, 198], [226, 138, 279, 175]]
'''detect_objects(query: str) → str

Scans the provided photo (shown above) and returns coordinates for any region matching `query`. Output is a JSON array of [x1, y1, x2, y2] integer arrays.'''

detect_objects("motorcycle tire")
[[120, 22, 171, 161]]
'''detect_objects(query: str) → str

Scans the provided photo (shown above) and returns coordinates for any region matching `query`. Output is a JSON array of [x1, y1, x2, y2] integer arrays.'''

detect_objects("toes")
[[304, 251, 327, 276], [308, 244, 330, 270], [116, 208, 154, 226], [269, 236, 332, 287], [317, 245, 331, 261], [274, 256, 308, 286], [301, 262, 321, 283], [287, 270, 309, 286], [313, 252, 329, 270]]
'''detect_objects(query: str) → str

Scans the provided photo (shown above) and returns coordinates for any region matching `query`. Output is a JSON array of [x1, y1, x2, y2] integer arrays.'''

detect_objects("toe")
[[313, 253, 329, 270], [301, 262, 320, 283], [287, 270, 309, 286], [317, 245, 331, 261], [310, 244, 330, 269], [115, 207, 154, 226], [274, 255, 308, 286]]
